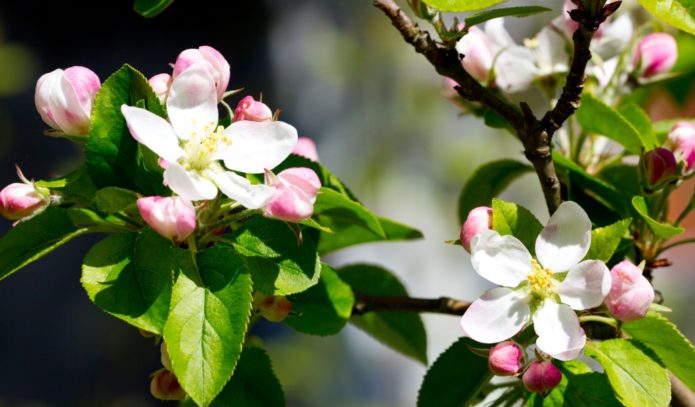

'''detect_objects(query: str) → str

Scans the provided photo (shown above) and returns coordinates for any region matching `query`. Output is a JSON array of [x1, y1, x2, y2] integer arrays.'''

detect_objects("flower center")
[[528, 259, 554, 298], [182, 124, 231, 171]]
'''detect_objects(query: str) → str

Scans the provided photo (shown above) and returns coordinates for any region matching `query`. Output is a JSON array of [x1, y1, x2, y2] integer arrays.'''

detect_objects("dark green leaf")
[[37, 166, 97, 204], [492, 198, 543, 255], [339, 263, 428, 364], [636, 0, 695, 36], [631, 195, 685, 239], [211, 347, 285, 407], [276, 154, 358, 201], [94, 187, 139, 214], [422, 0, 509, 12], [585, 218, 632, 262], [418, 337, 491, 407], [576, 94, 643, 154], [133, 0, 174, 17], [464, 6, 551, 28], [284, 264, 354, 336]]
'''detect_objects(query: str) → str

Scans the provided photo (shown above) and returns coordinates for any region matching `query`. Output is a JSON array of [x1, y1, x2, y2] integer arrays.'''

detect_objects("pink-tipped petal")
[[166, 62, 219, 141], [666, 122, 695, 172], [173, 46, 230, 100], [606, 260, 654, 321], [0, 183, 48, 221], [292, 137, 320, 162], [460, 206, 492, 253], [234, 96, 272, 122], [149, 73, 172, 103], [536, 201, 591, 273], [264, 167, 321, 222], [557, 260, 612, 310], [455, 27, 496, 82], [137, 196, 196, 243], [633, 33, 678, 78], [460, 287, 531, 344]]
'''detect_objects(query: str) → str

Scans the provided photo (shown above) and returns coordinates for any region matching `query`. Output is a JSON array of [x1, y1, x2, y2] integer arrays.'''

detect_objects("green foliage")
[[284, 264, 355, 336], [81, 230, 184, 334], [585, 218, 632, 262], [211, 346, 285, 407], [93, 187, 139, 214], [463, 6, 551, 28], [458, 159, 532, 224], [339, 263, 428, 364], [0, 208, 88, 281], [492, 198, 543, 255], [637, 0, 695, 35], [528, 360, 621, 407], [163, 245, 253, 406], [85, 64, 168, 196], [631, 196, 685, 239], [276, 154, 358, 200], [225, 217, 321, 296], [624, 313, 695, 392], [422, 0, 509, 12], [133, 0, 174, 17], [576, 94, 645, 154], [585, 339, 671, 407], [418, 337, 491, 407], [618, 104, 658, 151]]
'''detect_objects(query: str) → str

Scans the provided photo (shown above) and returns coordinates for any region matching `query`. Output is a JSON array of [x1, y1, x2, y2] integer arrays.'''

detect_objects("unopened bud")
[[234, 96, 273, 122], [263, 168, 321, 223], [150, 369, 186, 401], [148, 73, 172, 103], [633, 33, 677, 79], [665, 122, 695, 173], [253, 293, 292, 322], [137, 196, 196, 243], [606, 260, 654, 322], [523, 361, 562, 396], [488, 341, 524, 376], [0, 182, 49, 221], [641, 148, 677, 188], [292, 137, 320, 162], [173, 45, 230, 101], [460, 206, 493, 252], [455, 28, 496, 83]]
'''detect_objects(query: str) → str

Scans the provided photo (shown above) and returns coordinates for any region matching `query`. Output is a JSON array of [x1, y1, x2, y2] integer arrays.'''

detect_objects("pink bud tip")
[[148, 73, 172, 103], [633, 33, 678, 78], [0, 183, 48, 221], [173, 45, 230, 101], [234, 95, 273, 122], [150, 369, 186, 401], [460, 206, 493, 252], [263, 168, 321, 223], [488, 341, 524, 376], [253, 293, 293, 322], [642, 148, 677, 187], [292, 137, 320, 162], [137, 196, 196, 243], [666, 122, 695, 172], [606, 260, 654, 322], [523, 361, 562, 395]]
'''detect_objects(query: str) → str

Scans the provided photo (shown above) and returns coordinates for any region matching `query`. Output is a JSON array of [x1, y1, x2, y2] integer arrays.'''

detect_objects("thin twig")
[[352, 292, 470, 316]]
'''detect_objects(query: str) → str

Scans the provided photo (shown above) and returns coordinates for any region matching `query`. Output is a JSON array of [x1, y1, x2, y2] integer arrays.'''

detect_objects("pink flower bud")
[[633, 33, 678, 78], [253, 293, 293, 322], [523, 361, 563, 395], [455, 27, 496, 82], [488, 341, 524, 376], [35, 66, 101, 136], [292, 137, 320, 162], [665, 122, 695, 172], [606, 260, 654, 322], [173, 45, 230, 100], [263, 168, 321, 223], [150, 369, 186, 401], [234, 96, 273, 122], [460, 206, 493, 252], [0, 183, 49, 221], [148, 73, 172, 103], [642, 148, 677, 187], [137, 196, 196, 243]]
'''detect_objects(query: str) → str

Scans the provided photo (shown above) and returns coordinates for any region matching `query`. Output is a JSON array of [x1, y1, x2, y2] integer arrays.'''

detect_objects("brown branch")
[[352, 292, 470, 316], [671, 373, 695, 407]]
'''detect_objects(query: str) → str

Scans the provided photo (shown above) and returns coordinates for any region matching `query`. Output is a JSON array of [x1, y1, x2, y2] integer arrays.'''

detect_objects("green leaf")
[[276, 154, 358, 201], [528, 360, 621, 407], [37, 166, 97, 204], [585, 339, 671, 407], [631, 195, 685, 239], [85, 64, 168, 196], [211, 346, 285, 407], [618, 104, 657, 151], [585, 218, 632, 262], [636, 0, 695, 35], [81, 230, 186, 334], [418, 337, 491, 407], [0, 208, 88, 281], [464, 6, 551, 28], [315, 187, 385, 237], [339, 263, 428, 364], [457, 159, 532, 224], [318, 214, 423, 254], [576, 93, 644, 154], [94, 187, 139, 214], [624, 313, 695, 392], [492, 198, 543, 255], [163, 245, 253, 406], [133, 0, 174, 17], [422, 0, 509, 12], [225, 217, 321, 296], [284, 264, 354, 336]]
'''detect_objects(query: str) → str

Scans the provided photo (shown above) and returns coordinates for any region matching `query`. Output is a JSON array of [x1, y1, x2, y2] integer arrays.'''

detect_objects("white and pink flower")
[[263, 167, 321, 223], [173, 46, 230, 101], [137, 196, 196, 243], [292, 137, 320, 162], [121, 62, 297, 207], [460, 201, 611, 361], [665, 122, 695, 173]]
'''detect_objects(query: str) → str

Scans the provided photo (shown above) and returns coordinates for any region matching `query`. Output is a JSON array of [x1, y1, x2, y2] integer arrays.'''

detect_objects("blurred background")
[[0, 0, 693, 406]]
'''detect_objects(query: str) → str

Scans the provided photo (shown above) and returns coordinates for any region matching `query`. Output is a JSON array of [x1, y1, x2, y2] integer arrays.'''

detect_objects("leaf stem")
[[579, 314, 617, 328]]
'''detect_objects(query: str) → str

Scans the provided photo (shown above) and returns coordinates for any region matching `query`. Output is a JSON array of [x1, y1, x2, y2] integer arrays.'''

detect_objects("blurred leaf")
[[0, 45, 37, 96], [164, 245, 253, 406], [211, 347, 285, 407], [631, 196, 684, 239], [624, 313, 695, 392], [422, 0, 509, 12], [94, 187, 139, 214], [636, 0, 695, 35], [133, 0, 174, 17], [339, 263, 428, 364], [417, 337, 491, 407], [618, 104, 657, 151], [598, 164, 641, 203], [585, 218, 632, 262], [585, 339, 671, 407], [458, 159, 532, 224], [576, 94, 643, 154], [492, 198, 543, 255], [464, 6, 551, 28], [528, 360, 621, 406], [284, 264, 354, 336]]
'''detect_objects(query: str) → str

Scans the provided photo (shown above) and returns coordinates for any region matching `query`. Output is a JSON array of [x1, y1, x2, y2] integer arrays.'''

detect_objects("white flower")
[[460, 201, 611, 361], [120, 62, 297, 208]]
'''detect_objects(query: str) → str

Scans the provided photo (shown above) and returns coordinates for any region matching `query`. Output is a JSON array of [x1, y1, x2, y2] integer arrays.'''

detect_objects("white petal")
[[208, 170, 274, 209], [536, 201, 591, 272], [166, 62, 218, 141], [470, 229, 532, 287], [535, 27, 569, 76], [222, 121, 298, 174], [494, 46, 537, 93], [164, 163, 218, 201], [533, 301, 586, 361], [557, 260, 612, 310], [121, 105, 184, 163], [484, 19, 515, 48], [460, 287, 531, 343]]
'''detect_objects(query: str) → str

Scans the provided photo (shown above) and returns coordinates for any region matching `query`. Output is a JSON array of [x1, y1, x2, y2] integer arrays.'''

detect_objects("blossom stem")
[[578, 314, 617, 328], [352, 292, 471, 315]]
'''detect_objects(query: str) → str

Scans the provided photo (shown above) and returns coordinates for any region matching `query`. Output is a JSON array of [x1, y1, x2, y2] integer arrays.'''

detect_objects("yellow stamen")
[[528, 259, 554, 298]]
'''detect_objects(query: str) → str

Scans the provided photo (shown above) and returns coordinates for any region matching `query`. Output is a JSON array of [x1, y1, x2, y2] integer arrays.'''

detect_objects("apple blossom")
[[455, 27, 496, 83], [173, 45, 230, 101], [292, 137, 320, 162], [137, 196, 196, 243], [0, 182, 49, 221], [35, 66, 101, 136], [234, 95, 272, 122], [150, 369, 186, 401], [460, 206, 492, 253], [641, 148, 677, 188], [121, 62, 297, 206], [460, 201, 612, 361], [523, 361, 562, 395], [488, 341, 524, 376], [606, 260, 654, 322], [149, 73, 172, 103], [263, 167, 321, 223], [665, 122, 695, 172], [633, 33, 678, 79]]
